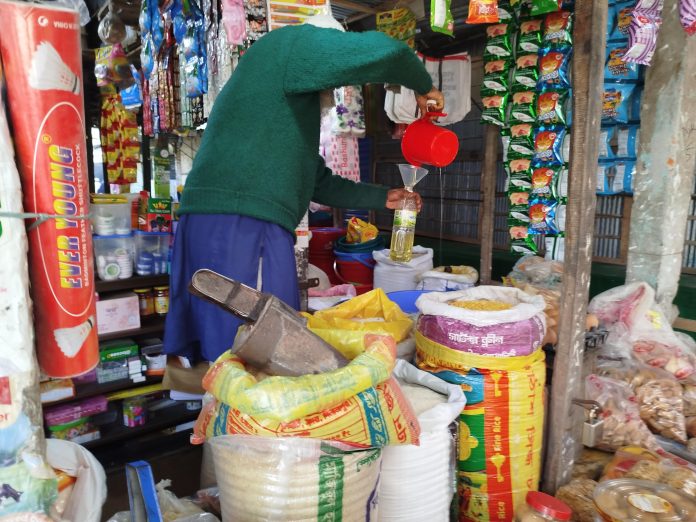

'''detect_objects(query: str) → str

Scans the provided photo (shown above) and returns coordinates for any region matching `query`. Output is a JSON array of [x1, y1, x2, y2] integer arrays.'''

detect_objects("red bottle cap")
[[525, 491, 573, 521]]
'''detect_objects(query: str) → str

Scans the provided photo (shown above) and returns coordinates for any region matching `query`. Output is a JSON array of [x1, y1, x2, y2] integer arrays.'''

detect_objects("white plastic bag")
[[379, 360, 464, 521], [416, 265, 478, 292], [373, 246, 434, 293], [46, 439, 107, 522]]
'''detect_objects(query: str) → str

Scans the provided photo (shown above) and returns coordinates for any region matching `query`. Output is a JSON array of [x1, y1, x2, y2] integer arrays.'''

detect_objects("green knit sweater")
[[178, 24, 433, 233]]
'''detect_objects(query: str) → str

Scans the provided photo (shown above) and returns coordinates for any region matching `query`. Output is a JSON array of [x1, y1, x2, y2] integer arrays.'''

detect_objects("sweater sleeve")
[[312, 157, 389, 210], [284, 27, 433, 96]]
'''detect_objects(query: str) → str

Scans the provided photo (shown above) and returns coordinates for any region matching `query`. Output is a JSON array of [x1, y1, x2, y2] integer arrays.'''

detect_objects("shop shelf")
[[98, 315, 167, 342], [42, 375, 166, 405], [83, 403, 200, 450], [96, 274, 170, 293]]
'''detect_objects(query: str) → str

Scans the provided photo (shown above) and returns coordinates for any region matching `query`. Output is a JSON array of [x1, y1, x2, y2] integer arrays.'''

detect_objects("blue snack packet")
[[616, 125, 639, 158], [605, 42, 640, 81], [533, 126, 568, 166], [538, 47, 572, 91], [528, 198, 562, 235], [601, 84, 636, 124], [616, 160, 636, 194], [610, 2, 634, 42], [630, 86, 643, 121], [596, 161, 623, 195], [599, 126, 616, 159]]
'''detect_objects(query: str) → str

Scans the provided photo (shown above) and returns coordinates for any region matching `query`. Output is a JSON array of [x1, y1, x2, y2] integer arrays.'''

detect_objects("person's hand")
[[416, 87, 445, 117], [386, 189, 422, 212]]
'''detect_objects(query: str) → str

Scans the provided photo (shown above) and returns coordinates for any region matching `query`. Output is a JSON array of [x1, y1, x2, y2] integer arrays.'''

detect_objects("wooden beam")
[[479, 125, 499, 285], [542, 0, 607, 493], [332, 0, 379, 14]]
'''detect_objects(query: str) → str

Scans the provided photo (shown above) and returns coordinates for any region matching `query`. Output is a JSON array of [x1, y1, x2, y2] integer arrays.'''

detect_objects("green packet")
[[483, 58, 512, 93], [481, 90, 509, 127], [484, 23, 514, 60], [509, 91, 537, 123], [431, 0, 454, 36], [508, 122, 535, 159]]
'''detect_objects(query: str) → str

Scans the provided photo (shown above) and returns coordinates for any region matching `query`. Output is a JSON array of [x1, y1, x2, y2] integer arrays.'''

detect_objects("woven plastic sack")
[[415, 337, 545, 522], [302, 289, 413, 359], [373, 247, 434, 294], [415, 265, 479, 292], [192, 373, 419, 448], [209, 435, 381, 521], [416, 286, 546, 357]]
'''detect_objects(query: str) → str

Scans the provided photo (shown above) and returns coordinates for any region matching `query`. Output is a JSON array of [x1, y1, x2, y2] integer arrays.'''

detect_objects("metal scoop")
[[188, 269, 349, 377]]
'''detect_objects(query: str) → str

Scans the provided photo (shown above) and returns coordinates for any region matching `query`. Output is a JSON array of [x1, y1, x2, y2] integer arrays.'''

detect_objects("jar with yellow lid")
[[154, 286, 169, 316], [133, 288, 155, 317]]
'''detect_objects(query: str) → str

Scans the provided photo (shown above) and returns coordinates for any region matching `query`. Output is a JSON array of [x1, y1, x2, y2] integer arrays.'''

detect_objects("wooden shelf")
[[98, 315, 166, 342], [43, 375, 165, 406], [96, 274, 170, 293], [84, 403, 200, 449]]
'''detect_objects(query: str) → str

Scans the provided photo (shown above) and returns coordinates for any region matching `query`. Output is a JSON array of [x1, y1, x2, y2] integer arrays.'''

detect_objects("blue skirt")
[[163, 214, 300, 362]]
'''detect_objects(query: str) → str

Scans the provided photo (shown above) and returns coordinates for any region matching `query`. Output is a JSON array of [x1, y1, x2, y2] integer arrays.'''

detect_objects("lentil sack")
[[378, 360, 465, 521], [209, 435, 382, 521], [192, 334, 420, 448], [415, 287, 546, 522], [303, 288, 413, 359], [415, 287, 546, 358]]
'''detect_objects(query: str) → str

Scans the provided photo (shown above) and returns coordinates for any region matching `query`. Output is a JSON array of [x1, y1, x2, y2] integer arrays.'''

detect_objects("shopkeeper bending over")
[[164, 14, 444, 362]]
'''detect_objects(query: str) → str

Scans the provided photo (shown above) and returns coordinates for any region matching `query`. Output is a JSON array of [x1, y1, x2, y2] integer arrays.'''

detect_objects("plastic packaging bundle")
[[378, 360, 465, 521], [209, 435, 382, 521], [373, 247, 434, 294], [415, 265, 479, 292]]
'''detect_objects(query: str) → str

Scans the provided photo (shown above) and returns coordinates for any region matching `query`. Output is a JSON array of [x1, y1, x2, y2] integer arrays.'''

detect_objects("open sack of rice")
[[209, 435, 382, 522], [192, 334, 420, 448]]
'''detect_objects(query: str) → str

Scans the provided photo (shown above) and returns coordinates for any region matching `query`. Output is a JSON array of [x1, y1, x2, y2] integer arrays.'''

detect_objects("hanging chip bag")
[[431, 0, 455, 36], [624, 11, 662, 66], [531, 0, 561, 16], [509, 165, 532, 191], [467, 0, 500, 24], [512, 54, 539, 91], [497, 0, 515, 21], [602, 84, 635, 123], [605, 42, 641, 81], [484, 23, 514, 59], [508, 123, 535, 159], [617, 160, 636, 194], [518, 18, 543, 53], [530, 165, 564, 199], [533, 126, 567, 166], [599, 126, 616, 159], [611, 2, 635, 41], [681, 0, 696, 35], [616, 125, 639, 158], [537, 90, 567, 126], [596, 161, 623, 195], [528, 198, 563, 235], [543, 10, 573, 47], [510, 91, 537, 123], [481, 91, 509, 126], [483, 59, 512, 92], [537, 47, 572, 90]]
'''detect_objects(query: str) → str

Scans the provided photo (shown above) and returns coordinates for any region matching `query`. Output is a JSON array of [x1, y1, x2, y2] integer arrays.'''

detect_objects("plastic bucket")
[[401, 114, 459, 168], [335, 235, 385, 254], [334, 251, 375, 295], [309, 227, 344, 285], [387, 290, 430, 314]]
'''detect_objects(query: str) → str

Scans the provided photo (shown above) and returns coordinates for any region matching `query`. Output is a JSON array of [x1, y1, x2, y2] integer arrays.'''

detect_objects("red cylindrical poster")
[[0, 0, 98, 378]]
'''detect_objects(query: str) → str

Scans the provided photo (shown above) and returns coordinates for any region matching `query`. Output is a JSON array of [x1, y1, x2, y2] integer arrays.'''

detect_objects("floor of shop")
[[101, 441, 203, 520]]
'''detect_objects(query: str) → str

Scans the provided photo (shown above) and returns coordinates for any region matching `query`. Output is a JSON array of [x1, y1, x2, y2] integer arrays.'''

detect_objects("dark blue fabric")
[[163, 214, 300, 362]]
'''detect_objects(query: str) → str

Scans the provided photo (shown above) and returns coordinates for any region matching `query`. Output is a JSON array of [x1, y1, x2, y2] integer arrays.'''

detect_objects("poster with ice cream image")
[[0, 0, 98, 378]]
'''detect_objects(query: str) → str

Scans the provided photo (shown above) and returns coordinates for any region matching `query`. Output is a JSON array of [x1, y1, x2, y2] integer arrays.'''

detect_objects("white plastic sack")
[[415, 286, 546, 328], [378, 360, 464, 521], [46, 439, 107, 522], [210, 435, 381, 521], [416, 266, 479, 292], [373, 247, 434, 293]]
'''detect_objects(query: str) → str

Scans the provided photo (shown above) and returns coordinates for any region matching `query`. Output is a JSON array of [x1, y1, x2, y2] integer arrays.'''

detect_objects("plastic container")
[[593, 479, 696, 522], [387, 290, 430, 314], [134, 231, 170, 276], [93, 233, 134, 281], [333, 250, 375, 295], [515, 492, 572, 522], [401, 112, 459, 167], [133, 288, 155, 317], [309, 227, 344, 285], [123, 396, 148, 427], [92, 196, 131, 236], [47, 417, 100, 444], [154, 286, 169, 315]]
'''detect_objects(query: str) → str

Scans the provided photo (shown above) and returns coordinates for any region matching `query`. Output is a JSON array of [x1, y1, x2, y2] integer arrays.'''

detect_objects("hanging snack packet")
[[518, 18, 543, 53], [509, 157, 533, 177], [601, 84, 635, 123], [512, 54, 539, 90], [431, 0, 455, 36], [508, 123, 536, 158], [537, 47, 572, 90], [607, 3, 617, 36], [681, 0, 696, 35], [610, 3, 634, 41], [483, 59, 512, 92], [599, 126, 616, 159], [512, 237, 539, 255], [543, 10, 573, 47], [497, 0, 515, 22], [596, 161, 623, 195], [502, 134, 512, 163], [509, 168, 533, 191], [616, 125, 639, 158], [533, 126, 567, 166], [510, 91, 537, 123], [605, 42, 641, 81], [531, 0, 561, 16], [509, 189, 531, 212], [616, 160, 636, 194], [529, 198, 561, 235], [624, 12, 662, 65], [481, 91, 509, 126], [530, 165, 567, 199], [635, 0, 665, 10], [545, 235, 565, 261], [467, 0, 500, 24], [485, 23, 514, 58], [537, 90, 568, 126]]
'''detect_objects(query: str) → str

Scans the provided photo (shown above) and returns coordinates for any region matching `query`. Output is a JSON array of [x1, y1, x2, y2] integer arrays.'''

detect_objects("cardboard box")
[[138, 193, 172, 233], [96, 293, 140, 335]]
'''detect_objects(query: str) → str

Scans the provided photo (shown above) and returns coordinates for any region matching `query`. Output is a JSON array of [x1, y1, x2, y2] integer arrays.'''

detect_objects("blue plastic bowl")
[[387, 290, 430, 314]]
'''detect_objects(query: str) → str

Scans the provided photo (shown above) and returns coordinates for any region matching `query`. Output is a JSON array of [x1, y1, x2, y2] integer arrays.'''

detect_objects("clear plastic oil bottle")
[[389, 164, 428, 263]]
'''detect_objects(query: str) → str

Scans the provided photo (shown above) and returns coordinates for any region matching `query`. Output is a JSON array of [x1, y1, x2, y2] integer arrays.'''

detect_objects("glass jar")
[[133, 288, 155, 317], [154, 285, 169, 316], [515, 492, 572, 522]]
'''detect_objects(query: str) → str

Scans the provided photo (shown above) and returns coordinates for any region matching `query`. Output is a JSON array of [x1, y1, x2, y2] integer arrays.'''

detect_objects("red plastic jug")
[[401, 112, 459, 167]]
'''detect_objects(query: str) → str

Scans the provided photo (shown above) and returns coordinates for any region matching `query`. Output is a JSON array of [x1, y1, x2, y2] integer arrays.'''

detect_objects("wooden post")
[[625, 0, 696, 312], [479, 124, 499, 284], [542, 0, 607, 492]]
